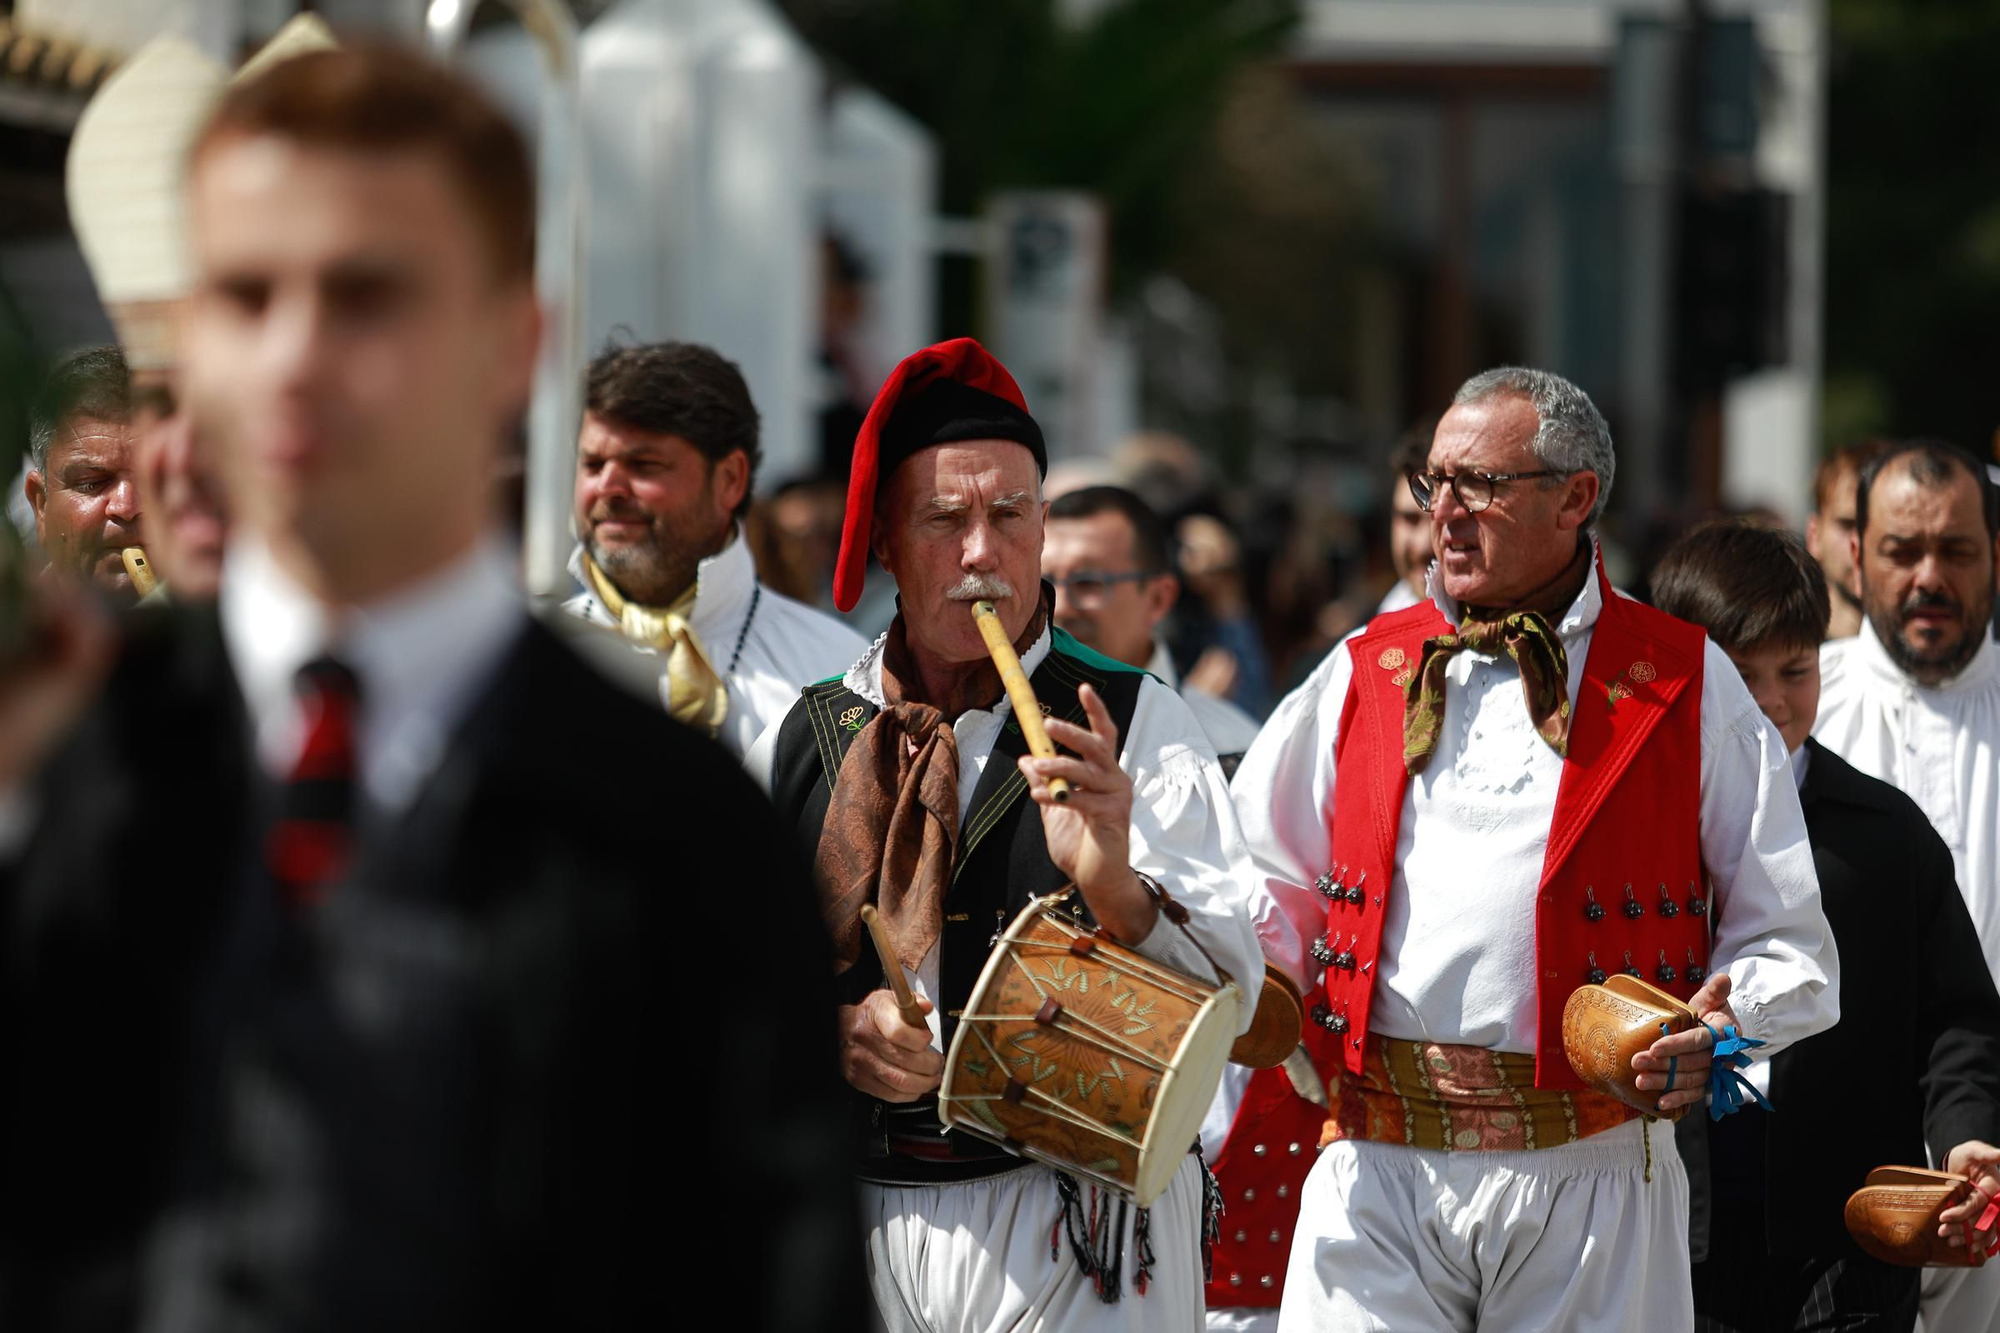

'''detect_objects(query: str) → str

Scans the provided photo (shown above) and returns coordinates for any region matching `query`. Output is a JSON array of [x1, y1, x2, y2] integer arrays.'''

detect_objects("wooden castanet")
[[1229, 963, 1304, 1069]]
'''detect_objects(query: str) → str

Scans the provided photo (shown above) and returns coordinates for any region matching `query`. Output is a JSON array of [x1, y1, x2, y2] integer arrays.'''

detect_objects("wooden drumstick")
[[860, 904, 929, 1031], [970, 600, 1070, 803]]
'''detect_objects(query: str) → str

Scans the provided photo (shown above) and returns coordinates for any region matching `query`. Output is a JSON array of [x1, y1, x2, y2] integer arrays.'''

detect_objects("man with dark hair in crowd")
[[25, 344, 146, 602], [1652, 519, 2000, 1333], [1814, 438, 2000, 1332], [1818, 440, 1999, 955], [564, 339, 864, 758], [1044, 484, 1260, 772], [1805, 440, 1893, 640], [0, 42, 857, 1330], [1380, 426, 1434, 616]]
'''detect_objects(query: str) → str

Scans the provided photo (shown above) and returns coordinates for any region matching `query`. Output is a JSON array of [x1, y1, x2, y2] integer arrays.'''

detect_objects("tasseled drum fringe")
[[1050, 1171, 1143, 1302], [1047, 1151, 1221, 1301]]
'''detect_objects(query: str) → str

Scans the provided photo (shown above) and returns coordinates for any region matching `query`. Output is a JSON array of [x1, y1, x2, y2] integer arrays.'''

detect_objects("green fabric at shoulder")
[[1050, 626, 1147, 677]]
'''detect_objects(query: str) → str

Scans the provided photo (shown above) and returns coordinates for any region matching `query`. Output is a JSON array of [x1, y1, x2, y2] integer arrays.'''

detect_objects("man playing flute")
[[749, 337, 1262, 1332]]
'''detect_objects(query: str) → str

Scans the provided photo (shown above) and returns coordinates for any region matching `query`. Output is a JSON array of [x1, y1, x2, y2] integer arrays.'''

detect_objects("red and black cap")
[[832, 337, 1044, 612]]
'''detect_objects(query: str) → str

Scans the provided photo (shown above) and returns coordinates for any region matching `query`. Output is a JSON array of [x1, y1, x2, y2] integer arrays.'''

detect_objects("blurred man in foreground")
[[562, 340, 864, 757], [1804, 440, 1892, 640], [1045, 484, 1260, 772], [0, 42, 856, 1330], [24, 345, 144, 602], [126, 380, 227, 601], [1653, 519, 2000, 1333], [1813, 439, 2000, 1333]]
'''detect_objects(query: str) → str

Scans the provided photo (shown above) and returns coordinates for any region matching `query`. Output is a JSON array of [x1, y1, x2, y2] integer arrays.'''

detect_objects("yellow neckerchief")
[[581, 553, 728, 734]]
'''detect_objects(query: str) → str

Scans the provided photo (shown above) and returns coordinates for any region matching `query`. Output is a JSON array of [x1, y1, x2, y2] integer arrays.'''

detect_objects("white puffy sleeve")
[[1229, 640, 1358, 992], [1119, 676, 1265, 1036], [1698, 638, 1840, 1057]]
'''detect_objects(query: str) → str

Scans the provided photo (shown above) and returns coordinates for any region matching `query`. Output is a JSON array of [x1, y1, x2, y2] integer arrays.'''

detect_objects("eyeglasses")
[[1050, 570, 1159, 604], [1406, 468, 1572, 514]]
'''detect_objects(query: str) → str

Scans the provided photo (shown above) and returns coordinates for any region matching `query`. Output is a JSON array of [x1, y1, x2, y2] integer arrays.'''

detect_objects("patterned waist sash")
[[1325, 1036, 1639, 1152]]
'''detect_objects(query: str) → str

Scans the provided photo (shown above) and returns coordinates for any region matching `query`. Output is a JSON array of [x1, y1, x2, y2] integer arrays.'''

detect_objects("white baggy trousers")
[[863, 1157, 1208, 1333], [1277, 1117, 1694, 1333]]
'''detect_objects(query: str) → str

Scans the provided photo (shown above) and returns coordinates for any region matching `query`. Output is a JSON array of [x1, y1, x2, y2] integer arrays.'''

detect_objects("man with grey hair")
[[1227, 366, 1837, 1330], [25, 345, 147, 604]]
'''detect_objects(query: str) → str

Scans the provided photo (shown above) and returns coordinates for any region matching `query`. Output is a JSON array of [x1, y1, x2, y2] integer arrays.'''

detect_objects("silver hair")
[[1452, 366, 1614, 525]]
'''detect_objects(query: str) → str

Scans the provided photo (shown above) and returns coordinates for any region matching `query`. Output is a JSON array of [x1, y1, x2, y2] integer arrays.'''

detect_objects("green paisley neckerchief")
[[1403, 541, 1593, 775], [1402, 611, 1572, 775]]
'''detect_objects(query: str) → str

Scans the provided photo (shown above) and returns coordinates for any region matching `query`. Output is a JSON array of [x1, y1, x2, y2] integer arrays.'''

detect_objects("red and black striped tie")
[[266, 656, 360, 907]]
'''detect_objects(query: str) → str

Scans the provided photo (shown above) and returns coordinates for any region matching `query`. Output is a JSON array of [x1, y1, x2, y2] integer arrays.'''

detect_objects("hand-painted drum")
[[940, 893, 1242, 1208]]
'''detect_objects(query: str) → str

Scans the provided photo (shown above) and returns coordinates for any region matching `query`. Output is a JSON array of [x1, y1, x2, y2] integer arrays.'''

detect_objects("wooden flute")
[[970, 599, 1070, 803]]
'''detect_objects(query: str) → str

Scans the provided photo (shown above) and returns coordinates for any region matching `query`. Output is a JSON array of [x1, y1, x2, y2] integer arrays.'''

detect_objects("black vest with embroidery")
[[770, 630, 1148, 1184]]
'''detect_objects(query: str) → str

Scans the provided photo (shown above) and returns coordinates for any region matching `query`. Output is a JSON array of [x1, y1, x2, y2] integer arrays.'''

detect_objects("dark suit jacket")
[[1681, 738, 2000, 1262], [0, 606, 861, 1331]]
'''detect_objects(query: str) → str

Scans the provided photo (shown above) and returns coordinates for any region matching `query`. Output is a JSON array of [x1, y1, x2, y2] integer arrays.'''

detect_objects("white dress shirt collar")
[[1790, 742, 1810, 791], [1376, 577, 1423, 618], [1145, 640, 1181, 690], [692, 523, 756, 626], [845, 618, 1054, 710], [1849, 613, 2000, 697], [1425, 537, 1604, 645], [566, 522, 756, 640], [220, 533, 526, 812]]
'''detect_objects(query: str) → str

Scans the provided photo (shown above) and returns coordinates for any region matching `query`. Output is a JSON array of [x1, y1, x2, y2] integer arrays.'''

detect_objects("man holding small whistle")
[[750, 338, 1261, 1332]]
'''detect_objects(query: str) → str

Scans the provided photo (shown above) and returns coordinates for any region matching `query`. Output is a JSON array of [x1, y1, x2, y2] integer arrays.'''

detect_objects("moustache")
[[945, 573, 1015, 602], [1899, 590, 1961, 619], [589, 503, 655, 528]]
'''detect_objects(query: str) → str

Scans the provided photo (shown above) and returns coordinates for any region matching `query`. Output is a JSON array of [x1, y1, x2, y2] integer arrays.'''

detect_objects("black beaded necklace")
[[725, 583, 762, 676]]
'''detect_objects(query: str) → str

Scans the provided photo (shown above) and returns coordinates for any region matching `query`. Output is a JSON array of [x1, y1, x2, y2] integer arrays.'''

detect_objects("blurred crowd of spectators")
[[744, 423, 2000, 730]]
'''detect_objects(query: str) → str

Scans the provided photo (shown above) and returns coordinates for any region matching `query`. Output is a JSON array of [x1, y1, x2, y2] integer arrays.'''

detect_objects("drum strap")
[[1132, 870, 1235, 986]]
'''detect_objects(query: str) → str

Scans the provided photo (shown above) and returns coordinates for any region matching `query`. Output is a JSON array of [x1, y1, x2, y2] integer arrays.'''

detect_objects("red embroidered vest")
[[1311, 558, 1710, 1089]]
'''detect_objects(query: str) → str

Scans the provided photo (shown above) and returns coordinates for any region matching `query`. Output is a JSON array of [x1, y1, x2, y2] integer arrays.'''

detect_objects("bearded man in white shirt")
[[1231, 366, 1838, 1332], [750, 337, 1263, 1333], [1813, 439, 2000, 1333], [562, 341, 866, 758]]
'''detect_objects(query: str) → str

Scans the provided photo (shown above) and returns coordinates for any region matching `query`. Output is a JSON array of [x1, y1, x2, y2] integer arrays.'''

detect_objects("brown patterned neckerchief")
[[1403, 542, 1591, 776], [815, 593, 1048, 975]]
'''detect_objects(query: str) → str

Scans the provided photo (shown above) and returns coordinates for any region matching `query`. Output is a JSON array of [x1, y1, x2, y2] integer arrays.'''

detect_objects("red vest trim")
[[1201, 1064, 1327, 1309], [1316, 558, 1710, 1088]]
